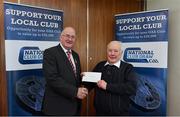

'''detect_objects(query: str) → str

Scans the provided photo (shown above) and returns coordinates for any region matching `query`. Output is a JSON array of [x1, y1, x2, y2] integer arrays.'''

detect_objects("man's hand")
[[77, 87, 88, 99], [97, 80, 107, 90], [80, 72, 85, 77], [80, 72, 85, 80]]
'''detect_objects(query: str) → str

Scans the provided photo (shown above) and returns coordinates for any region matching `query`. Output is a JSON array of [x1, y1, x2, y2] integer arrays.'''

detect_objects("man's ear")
[[120, 50, 123, 54]]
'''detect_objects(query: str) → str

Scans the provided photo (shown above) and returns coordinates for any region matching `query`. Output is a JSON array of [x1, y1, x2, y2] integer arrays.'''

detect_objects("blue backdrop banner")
[[4, 2, 63, 115], [115, 10, 168, 116]]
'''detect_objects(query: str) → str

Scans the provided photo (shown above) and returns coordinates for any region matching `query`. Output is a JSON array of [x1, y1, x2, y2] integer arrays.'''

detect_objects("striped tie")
[[67, 50, 77, 77]]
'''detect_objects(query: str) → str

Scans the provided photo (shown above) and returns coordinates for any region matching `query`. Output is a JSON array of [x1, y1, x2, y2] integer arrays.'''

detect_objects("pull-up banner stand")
[[115, 10, 168, 116], [4, 2, 63, 115]]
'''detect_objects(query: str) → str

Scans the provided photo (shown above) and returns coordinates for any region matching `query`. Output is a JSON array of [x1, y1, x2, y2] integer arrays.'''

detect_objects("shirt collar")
[[60, 42, 71, 54], [104, 60, 121, 68]]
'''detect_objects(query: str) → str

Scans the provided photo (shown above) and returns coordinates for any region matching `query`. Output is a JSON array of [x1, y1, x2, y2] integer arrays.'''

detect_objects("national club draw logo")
[[123, 47, 159, 63], [19, 47, 43, 64]]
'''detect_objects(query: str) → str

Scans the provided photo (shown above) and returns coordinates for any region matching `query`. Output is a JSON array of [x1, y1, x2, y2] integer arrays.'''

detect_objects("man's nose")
[[111, 51, 115, 55], [68, 38, 72, 41]]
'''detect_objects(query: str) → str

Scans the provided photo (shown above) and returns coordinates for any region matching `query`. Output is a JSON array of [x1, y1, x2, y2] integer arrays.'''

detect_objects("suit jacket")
[[42, 44, 81, 115]]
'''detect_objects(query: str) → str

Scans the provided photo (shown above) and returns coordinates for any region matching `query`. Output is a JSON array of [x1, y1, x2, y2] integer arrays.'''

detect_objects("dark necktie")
[[67, 50, 77, 77]]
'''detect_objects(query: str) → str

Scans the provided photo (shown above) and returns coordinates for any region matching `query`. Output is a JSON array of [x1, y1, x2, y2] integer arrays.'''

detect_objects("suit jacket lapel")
[[71, 51, 79, 79], [72, 52, 78, 69], [57, 44, 76, 78]]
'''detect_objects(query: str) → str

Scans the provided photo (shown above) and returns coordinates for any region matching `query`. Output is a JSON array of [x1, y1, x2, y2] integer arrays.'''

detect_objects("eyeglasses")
[[62, 34, 76, 39]]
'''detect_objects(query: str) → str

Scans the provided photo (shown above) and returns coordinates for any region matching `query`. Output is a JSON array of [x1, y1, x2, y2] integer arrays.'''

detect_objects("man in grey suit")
[[42, 27, 88, 115]]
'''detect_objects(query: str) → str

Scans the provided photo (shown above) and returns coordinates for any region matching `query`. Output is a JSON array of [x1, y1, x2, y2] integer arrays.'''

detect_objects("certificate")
[[82, 72, 102, 83]]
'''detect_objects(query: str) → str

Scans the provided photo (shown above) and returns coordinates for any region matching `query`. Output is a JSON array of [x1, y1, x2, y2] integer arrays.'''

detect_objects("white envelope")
[[82, 72, 102, 83]]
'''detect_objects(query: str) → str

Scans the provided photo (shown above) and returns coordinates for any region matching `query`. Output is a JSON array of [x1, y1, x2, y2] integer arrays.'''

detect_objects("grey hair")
[[107, 40, 122, 51]]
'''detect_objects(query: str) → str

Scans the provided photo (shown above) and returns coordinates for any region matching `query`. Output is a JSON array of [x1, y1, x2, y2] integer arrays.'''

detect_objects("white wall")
[[147, 0, 180, 116]]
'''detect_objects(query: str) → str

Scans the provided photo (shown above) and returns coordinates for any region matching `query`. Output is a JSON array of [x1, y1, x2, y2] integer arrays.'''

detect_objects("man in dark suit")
[[42, 27, 88, 115], [91, 41, 137, 115]]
